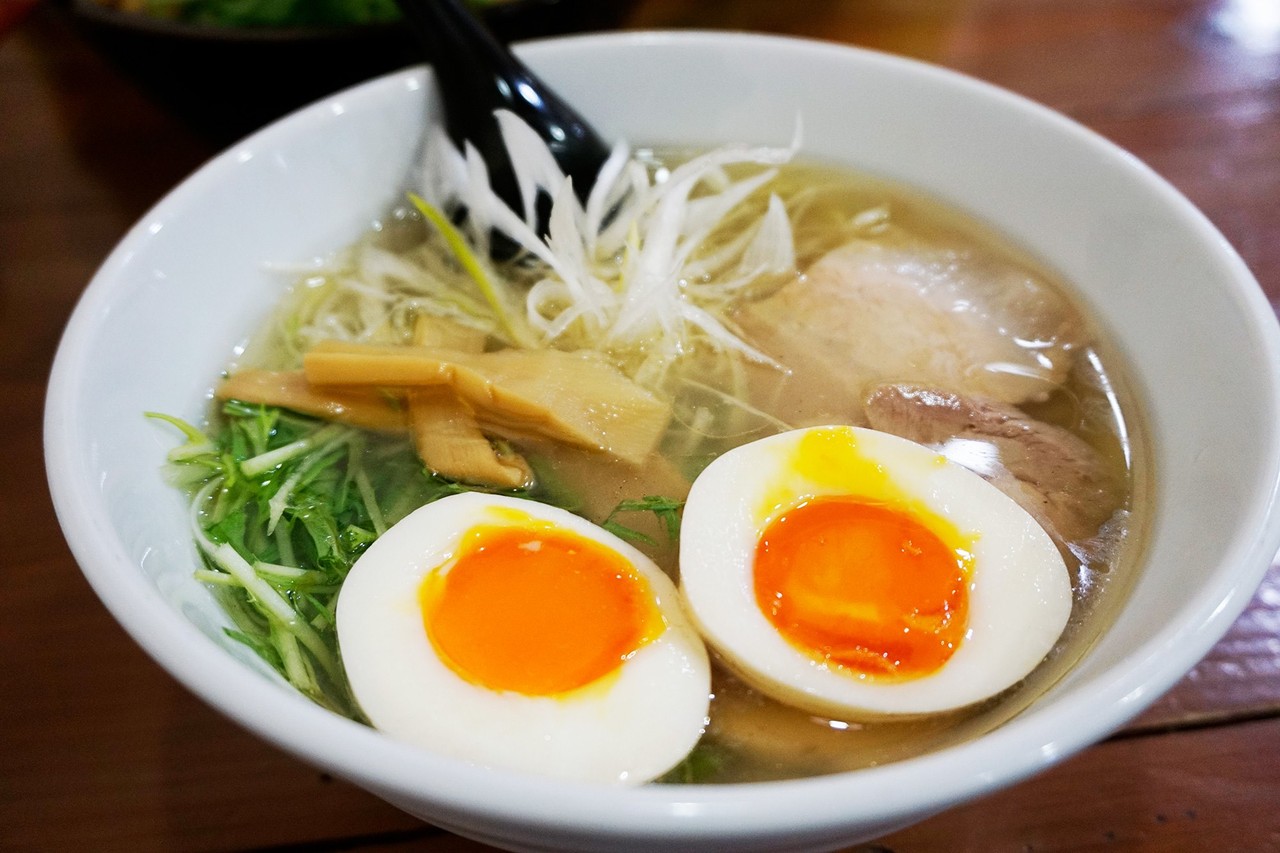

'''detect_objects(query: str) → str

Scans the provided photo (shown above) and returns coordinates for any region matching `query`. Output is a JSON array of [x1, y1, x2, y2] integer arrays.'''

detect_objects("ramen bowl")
[[45, 31, 1280, 852]]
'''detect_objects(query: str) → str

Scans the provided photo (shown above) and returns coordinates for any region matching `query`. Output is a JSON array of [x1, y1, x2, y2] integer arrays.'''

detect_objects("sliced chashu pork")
[[863, 382, 1123, 552], [732, 237, 1086, 427]]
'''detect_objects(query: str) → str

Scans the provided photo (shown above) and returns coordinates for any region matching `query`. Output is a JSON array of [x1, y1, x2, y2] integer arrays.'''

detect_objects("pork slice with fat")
[[863, 382, 1124, 552], [732, 237, 1085, 427]]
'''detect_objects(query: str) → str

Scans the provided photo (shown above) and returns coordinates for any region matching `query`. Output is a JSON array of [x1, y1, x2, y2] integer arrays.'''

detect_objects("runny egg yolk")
[[420, 524, 665, 696], [754, 496, 971, 680]]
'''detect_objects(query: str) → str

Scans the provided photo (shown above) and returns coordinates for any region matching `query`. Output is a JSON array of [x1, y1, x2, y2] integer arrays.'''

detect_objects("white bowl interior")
[[45, 32, 1280, 852]]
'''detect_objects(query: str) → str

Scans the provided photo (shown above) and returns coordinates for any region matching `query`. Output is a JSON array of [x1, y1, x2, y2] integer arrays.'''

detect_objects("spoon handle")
[[395, 0, 609, 215]]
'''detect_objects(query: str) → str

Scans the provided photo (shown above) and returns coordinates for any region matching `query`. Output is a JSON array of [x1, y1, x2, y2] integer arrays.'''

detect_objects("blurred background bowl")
[[68, 0, 638, 143]]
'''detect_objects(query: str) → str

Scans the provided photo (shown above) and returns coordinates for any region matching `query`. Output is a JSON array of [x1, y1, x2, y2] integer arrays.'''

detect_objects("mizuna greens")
[[152, 402, 682, 715]]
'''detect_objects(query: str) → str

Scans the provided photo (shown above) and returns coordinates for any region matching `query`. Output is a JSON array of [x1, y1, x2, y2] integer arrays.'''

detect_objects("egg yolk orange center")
[[754, 496, 970, 679], [421, 525, 663, 696]]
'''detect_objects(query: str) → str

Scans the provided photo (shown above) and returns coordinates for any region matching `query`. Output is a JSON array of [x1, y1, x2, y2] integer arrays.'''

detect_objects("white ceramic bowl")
[[45, 31, 1280, 852]]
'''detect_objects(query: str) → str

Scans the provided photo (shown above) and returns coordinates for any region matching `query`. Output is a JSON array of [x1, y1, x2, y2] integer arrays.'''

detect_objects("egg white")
[[679, 425, 1073, 719], [337, 492, 711, 785]]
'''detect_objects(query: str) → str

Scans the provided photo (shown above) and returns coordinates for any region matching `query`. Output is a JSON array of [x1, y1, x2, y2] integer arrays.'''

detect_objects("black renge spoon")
[[394, 0, 612, 244]]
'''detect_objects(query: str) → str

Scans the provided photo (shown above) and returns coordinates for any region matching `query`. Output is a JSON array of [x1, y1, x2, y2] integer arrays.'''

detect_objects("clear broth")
[[236, 156, 1150, 783]]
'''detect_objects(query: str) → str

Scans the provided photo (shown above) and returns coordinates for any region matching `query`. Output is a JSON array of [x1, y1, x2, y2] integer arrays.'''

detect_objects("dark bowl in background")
[[69, 0, 639, 145]]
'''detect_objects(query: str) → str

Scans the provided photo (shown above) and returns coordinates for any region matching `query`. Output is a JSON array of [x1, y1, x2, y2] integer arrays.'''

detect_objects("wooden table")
[[4, 1, 1279, 850]]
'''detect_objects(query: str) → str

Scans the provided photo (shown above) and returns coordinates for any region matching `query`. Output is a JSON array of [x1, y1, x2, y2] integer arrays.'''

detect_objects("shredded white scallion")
[[419, 110, 802, 388]]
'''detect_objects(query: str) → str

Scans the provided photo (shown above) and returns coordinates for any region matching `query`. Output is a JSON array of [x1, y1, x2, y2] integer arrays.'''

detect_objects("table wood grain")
[[3, 1, 1279, 850]]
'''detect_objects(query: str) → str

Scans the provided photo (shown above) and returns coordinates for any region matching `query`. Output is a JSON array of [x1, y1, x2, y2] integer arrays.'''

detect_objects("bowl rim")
[[44, 28, 1280, 844]]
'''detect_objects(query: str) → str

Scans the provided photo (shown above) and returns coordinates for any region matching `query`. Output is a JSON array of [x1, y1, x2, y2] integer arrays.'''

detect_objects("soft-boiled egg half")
[[337, 493, 711, 785], [680, 425, 1072, 718]]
